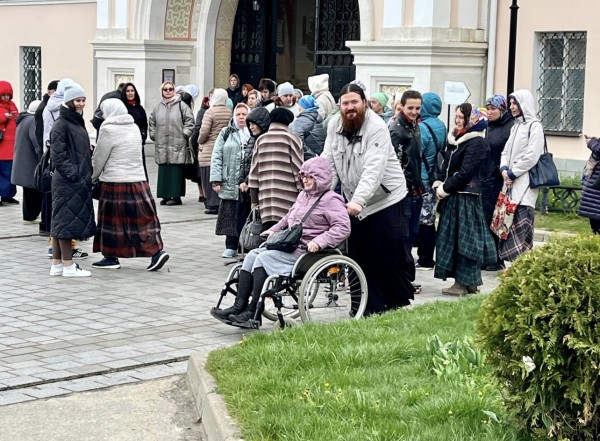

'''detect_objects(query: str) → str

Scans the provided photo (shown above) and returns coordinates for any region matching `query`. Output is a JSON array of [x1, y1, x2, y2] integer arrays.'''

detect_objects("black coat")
[[11, 112, 41, 189], [487, 112, 514, 186], [35, 93, 50, 148], [50, 106, 96, 240], [191, 99, 210, 152], [442, 130, 490, 197], [124, 102, 148, 144], [390, 115, 423, 193]]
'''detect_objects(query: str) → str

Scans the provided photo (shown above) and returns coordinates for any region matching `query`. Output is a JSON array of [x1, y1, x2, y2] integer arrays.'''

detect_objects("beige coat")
[[198, 105, 232, 167], [149, 96, 194, 165]]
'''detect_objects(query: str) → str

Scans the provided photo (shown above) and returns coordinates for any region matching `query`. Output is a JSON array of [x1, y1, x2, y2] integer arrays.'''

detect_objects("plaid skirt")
[[434, 193, 497, 286], [93, 182, 163, 258], [499, 205, 534, 262]]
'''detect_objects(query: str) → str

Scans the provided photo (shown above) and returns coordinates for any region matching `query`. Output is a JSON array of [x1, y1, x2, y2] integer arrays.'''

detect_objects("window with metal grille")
[[21, 46, 42, 109], [536, 32, 586, 135]]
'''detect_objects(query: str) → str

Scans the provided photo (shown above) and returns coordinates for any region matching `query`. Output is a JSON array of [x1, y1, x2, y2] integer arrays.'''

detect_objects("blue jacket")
[[418, 93, 446, 184]]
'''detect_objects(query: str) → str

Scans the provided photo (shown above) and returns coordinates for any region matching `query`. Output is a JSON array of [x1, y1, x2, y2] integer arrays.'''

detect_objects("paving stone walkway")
[[0, 145, 501, 405]]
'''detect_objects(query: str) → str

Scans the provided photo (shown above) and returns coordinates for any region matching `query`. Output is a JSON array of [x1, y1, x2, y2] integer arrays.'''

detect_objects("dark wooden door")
[[314, 0, 360, 98]]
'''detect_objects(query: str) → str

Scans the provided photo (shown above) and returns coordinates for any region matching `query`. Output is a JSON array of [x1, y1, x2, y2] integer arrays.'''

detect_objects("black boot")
[[211, 271, 252, 322], [229, 267, 268, 326]]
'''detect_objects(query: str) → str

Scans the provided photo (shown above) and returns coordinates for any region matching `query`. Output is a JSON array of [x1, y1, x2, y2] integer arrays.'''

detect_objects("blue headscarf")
[[298, 95, 319, 112]]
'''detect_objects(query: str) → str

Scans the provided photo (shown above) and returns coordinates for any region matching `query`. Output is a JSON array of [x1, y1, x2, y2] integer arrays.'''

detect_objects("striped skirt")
[[499, 205, 535, 262], [93, 181, 163, 258]]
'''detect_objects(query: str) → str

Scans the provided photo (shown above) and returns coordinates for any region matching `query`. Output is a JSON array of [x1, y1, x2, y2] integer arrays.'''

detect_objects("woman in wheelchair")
[[210, 156, 351, 327]]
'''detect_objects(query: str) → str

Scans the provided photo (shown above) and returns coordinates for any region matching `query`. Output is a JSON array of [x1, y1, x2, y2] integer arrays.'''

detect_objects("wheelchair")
[[213, 249, 368, 329]]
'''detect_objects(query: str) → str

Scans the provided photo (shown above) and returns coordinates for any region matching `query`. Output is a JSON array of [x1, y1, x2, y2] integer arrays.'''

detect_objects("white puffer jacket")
[[92, 114, 147, 183], [500, 89, 544, 208]]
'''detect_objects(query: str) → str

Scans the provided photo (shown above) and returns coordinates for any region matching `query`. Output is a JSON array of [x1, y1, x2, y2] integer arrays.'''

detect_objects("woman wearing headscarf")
[[211, 156, 350, 327], [11, 99, 43, 220], [92, 99, 169, 271], [432, 103, 496, 295], [198, 88, 232, 214], [290, 95, 326, 160], [210, 103, 251, 257], [498, 89, 544, 262], [149, 81, 194, 206], [0, 81, 19, 205], [248, 107, 304, 229], [48, 82, 96, 277], [120, 83, 148, 180], [484, 94, 514, 270]]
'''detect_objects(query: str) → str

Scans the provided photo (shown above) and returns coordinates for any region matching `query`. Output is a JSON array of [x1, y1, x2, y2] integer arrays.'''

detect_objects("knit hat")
[[277, 82, 294, 96], [270, 108, 295, 126], [47, 80, 59, 91], [63, 82, 86, 103], [298, 96, 319, 112], [371, 92, 389, 109], [27, 99, 42, 114], [293, 88, 304, 97], [485, 94, 508, 111]]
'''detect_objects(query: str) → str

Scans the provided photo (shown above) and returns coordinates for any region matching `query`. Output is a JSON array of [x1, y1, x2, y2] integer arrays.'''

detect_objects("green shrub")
[[476, 235, 600, 440]]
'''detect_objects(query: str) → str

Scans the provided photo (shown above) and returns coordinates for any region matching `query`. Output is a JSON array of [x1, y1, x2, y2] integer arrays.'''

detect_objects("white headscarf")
[[234, 103, 251, 145], [210, 88, 228, 107], [101, 98, 128, 119]]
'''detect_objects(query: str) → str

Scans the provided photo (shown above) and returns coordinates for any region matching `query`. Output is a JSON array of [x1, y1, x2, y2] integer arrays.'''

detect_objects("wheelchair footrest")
[[230, 319, 261, 330]]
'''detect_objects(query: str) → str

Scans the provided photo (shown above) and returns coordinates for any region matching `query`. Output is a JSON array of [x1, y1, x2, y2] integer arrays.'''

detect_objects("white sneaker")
[[62, 263, 91, 277], [49, 264, 64, 276], [221, 249, 238, 258]]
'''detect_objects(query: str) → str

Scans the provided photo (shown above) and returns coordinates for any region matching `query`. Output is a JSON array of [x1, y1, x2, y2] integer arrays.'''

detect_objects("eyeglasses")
[[300, 173, 313, 180], [163, 88, 174, 92]]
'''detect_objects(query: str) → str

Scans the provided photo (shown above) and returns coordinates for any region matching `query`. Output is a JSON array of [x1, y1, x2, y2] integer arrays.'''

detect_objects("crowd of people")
[[0, 70, 584, 315]]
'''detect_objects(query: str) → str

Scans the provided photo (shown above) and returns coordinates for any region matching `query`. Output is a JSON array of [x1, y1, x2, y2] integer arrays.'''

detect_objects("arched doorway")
[[230, 0, 360, 95]]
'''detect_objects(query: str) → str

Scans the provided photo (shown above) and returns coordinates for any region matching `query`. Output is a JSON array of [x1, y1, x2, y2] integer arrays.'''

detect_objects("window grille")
[[536, 32, 586, 135], [21, 47, 42, 109]]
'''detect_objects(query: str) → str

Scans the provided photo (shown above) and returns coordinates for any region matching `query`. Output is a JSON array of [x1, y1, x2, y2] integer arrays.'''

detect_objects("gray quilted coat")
[[149, 96, 194, 165], [50, 106, 96, 240]]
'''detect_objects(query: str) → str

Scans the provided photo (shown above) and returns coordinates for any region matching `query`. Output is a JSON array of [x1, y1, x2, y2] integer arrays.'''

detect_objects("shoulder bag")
[[528, 123, 559, 188], [34, 143, 53, 193], [265, 193, 325, 253], [239, 207, 264, 251], [490, 190, 523, 240]]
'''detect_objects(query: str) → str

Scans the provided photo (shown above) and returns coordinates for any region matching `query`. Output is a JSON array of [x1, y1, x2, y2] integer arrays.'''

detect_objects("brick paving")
[[0, 145, 501, 405]]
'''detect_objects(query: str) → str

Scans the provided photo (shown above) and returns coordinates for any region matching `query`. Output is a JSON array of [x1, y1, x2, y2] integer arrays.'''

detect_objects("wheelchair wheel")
[[261, 277, 301, 322], [298, 255, 368, 323]]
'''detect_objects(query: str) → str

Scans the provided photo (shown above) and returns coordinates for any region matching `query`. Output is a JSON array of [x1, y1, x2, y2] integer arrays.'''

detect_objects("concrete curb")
[[534, 228, 576, 243], [187, 351, 243, 441]]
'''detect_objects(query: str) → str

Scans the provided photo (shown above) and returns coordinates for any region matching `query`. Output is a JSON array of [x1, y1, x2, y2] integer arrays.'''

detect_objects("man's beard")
[[341, 108, 366, 134]]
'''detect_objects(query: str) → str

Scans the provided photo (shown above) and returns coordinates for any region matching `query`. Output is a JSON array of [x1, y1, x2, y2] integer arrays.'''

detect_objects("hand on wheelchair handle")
[[307, 241, 320, 253]]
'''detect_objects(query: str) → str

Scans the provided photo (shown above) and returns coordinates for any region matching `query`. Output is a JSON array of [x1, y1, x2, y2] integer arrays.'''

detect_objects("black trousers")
[[416, 224, 436, 267], [22, 187, 43, 221], [39, 191, 52, 235], [348, 199, 414, 314]]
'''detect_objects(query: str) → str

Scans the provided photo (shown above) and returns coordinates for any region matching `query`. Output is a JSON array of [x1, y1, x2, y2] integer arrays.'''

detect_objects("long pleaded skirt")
[[434, 193, 497, 286], [93, 181, 163, 258], [157, 164, 186, 199]]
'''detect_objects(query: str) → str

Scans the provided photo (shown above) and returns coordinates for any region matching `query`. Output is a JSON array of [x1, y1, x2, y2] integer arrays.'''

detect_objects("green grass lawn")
[[206, 297, 534, 441], [535, 211, 590, 235]]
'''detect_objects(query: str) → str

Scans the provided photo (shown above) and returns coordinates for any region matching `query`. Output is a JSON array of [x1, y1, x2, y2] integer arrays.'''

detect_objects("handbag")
[[0, 129, 4, 142], [528, 126, 559, 188], [490, 190, 521, 240], [34, 147, 53, 193], [92, 180, 102, 200], [265, 193, 325, 253], [239, 207, 264, 251]]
